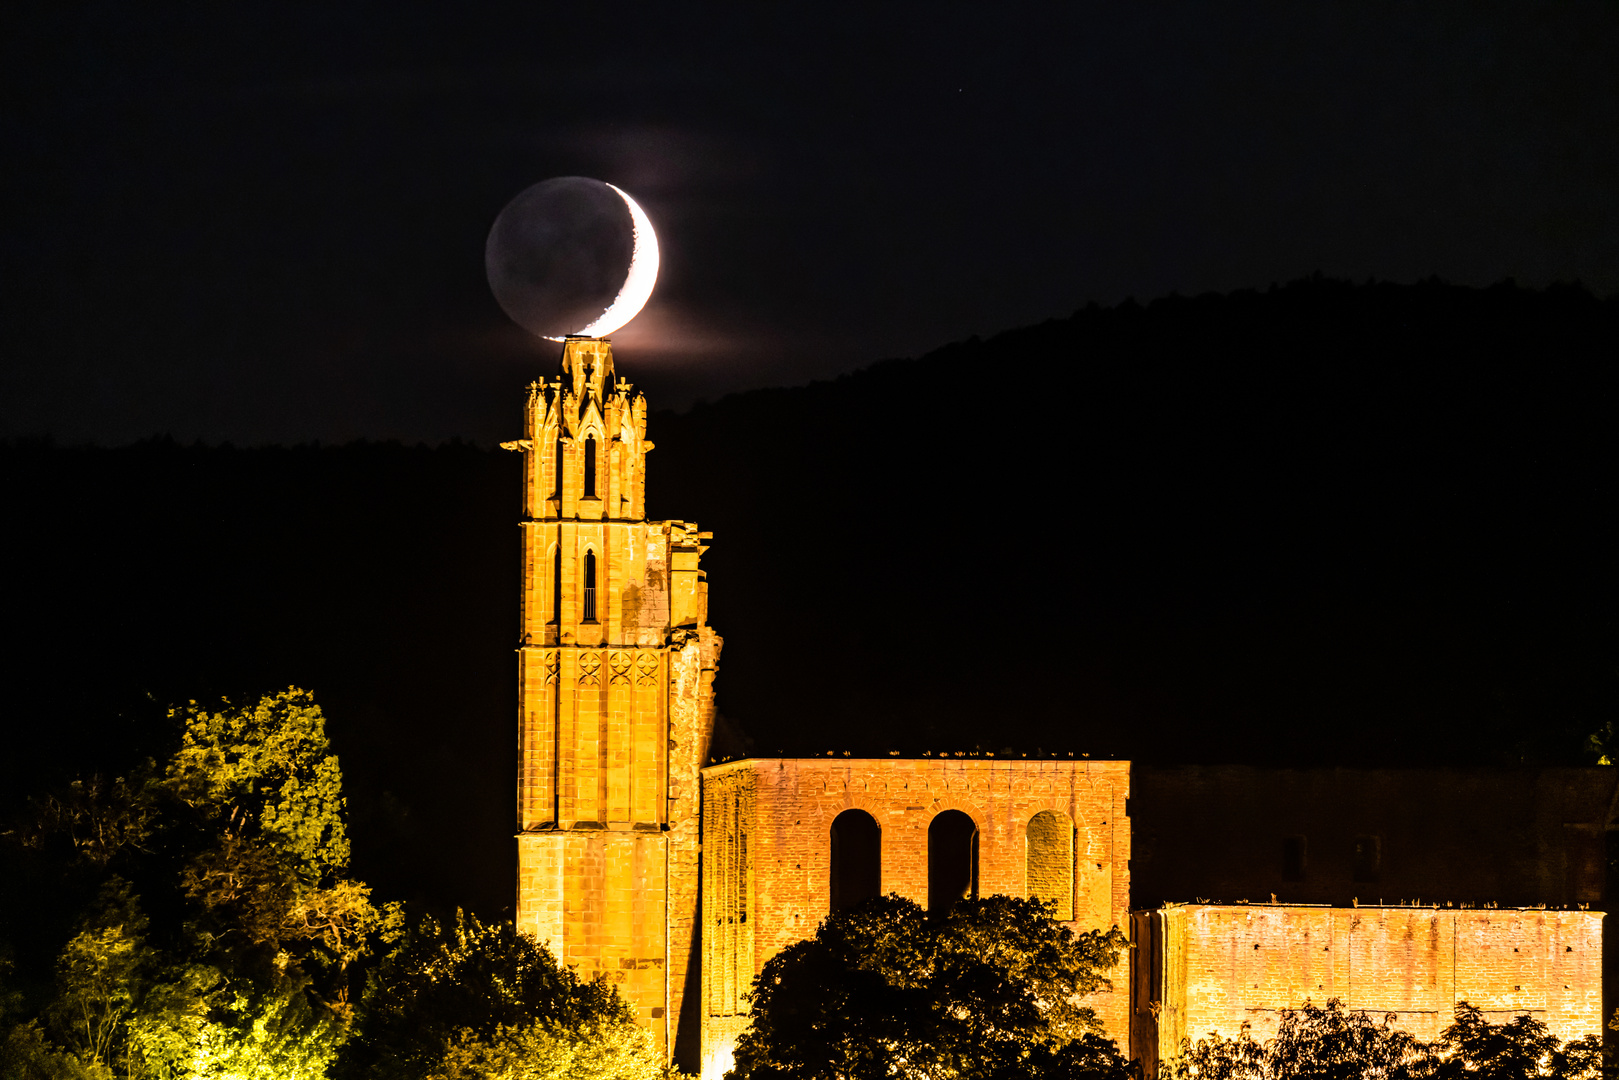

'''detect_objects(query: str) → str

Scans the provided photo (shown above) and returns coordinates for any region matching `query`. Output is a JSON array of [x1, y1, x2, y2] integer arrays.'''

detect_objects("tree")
[[1434, 1003, 1602, 1080], [339, 910, 651, 1080], [0, 689, 390, 1080], [728, 894, 1131, 1080], [43, 879, 155, 1075], [1165, 1000, 1431, 1080], [163, 689, 390, 992], [431, 1019, 664, 1080], [1164, 999, 1605, 1080]]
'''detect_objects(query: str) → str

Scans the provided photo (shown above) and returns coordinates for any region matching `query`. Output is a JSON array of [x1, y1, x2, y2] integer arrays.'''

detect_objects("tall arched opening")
[[928, 809, 979, 913], [829, 809, 881, 913], [1025, 810, 1074, 920]]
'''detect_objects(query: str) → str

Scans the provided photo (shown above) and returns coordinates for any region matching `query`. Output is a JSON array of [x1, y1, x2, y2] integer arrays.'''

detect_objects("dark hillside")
[[2, 278, 1615, 914], [0, 440, 519, 914], [652, 278, 1619, 765]]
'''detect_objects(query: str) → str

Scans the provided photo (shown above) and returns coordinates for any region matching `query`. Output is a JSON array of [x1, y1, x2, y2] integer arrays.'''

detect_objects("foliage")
[[1163, 999, 1605, 1080], [1164, 1001, 1429, 1080], [163, 690, 389, 982], [338, 910, 638, 1080], [164, 690, 350, 873], [43, 880, 154, 1074], [1434, 1003, 1603, 1080], [430, 1018, 664, 1080], [4, 689, 648, 1080], [1584, 718, 1614, 765], [17, 773, 161, 867], [0, 689, 394, 1080], [728, 893, 1131, 1080]]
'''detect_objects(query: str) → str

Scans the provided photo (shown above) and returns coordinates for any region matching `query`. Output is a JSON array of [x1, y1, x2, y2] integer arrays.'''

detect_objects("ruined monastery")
[[503, 339, 1608, 1078]]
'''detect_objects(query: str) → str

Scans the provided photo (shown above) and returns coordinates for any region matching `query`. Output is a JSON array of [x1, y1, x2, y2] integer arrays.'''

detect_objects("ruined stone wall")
[[667, 626, 720, 1070], [1130, 903, 1605, 1076], [698, 757, 1132, 1072]]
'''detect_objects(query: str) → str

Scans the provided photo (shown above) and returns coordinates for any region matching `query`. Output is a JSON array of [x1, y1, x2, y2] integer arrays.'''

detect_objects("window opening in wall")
[[1026, 810, 1074, 920], [928, 810, 978, 913], [584, 435, 597, 498], [1282, 836, 1307, 882], [830, 809, 881, 913], [555, 437, 564, 500], [582, 549, 597, 623], [1352, 834, 1381, 883], [550, 546, 561, 624]]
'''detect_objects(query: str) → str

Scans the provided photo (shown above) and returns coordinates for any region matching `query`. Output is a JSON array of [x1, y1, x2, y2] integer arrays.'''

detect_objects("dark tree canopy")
[[336, 911, 633, 1080], [1166, 999, 1605, 1080], [729, 894, 1130, 1080]]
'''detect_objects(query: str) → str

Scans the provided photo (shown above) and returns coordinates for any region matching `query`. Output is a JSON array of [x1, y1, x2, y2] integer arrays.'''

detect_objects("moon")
[[485, 177, 660, 341]]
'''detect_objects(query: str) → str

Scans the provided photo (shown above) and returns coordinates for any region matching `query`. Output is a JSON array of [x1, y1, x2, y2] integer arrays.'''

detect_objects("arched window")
[[583, 435, 597, 498], [829, 809, 881, 913], [928, 809, 978, 913], [549, 545, 561, 625], [1025, 810, 1074, 920], [582, 549, 597, 622], [554, 436, 565, 499]]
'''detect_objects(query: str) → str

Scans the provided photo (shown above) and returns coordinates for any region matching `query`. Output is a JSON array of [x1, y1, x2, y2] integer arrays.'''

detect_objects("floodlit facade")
[[506, 340, 1607, 1074], [504, 338, 719, 1057]]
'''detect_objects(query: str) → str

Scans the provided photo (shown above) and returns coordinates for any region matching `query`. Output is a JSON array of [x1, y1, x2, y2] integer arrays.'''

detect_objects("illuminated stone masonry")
[[1130, 903, 1605, 1079], [698, 756, 1133, 1074], [505, 338, 720, 1060], [506, 340, 1605, 1076]]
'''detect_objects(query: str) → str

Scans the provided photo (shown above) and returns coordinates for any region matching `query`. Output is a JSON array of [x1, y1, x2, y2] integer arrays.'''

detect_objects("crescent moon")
[[549, 183, 660, 340]]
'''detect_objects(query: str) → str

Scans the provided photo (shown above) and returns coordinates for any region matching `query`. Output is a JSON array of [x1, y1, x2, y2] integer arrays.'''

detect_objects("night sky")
[[6, 2, 1617, 446]]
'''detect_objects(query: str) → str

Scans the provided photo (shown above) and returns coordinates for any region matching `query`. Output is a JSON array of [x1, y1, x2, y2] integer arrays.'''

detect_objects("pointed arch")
[[549, 541, 562, 625], [584, 434, 597, 498]]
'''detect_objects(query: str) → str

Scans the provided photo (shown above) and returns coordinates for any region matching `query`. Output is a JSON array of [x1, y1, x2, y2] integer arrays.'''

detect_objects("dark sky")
[[5, 1, 1617, 445]]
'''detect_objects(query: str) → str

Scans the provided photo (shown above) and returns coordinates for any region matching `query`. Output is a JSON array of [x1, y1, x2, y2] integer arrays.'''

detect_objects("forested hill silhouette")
[[650, 277, 1618, 765], [2, 277, 1614, 916]]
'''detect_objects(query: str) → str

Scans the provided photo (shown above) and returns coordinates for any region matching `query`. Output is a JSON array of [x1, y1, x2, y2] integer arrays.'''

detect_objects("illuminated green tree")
[[1, 688, 392, 1080], [728, 894, 1131, 1080], [4, 687, 648, 1080], [162, 688, 392, 992], [432, 1018, 663, 1080]]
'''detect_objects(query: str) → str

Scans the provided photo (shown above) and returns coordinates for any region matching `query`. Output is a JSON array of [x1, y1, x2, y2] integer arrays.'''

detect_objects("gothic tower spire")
[[503, 337, 721, 1064]]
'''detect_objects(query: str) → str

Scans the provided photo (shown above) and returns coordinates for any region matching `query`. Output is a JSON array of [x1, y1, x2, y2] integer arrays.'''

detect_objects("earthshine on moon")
[[485, 177, 660, 340]]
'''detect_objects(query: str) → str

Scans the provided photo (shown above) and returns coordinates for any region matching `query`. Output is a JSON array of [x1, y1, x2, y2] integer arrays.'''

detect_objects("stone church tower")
[[505, 337, 721, 1060]]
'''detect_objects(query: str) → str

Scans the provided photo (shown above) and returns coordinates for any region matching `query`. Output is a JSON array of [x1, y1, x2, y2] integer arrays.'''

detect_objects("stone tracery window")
[[829, 809, 881, 913], [928, 809, 979, 912], [1025, 810, 1074, 920]]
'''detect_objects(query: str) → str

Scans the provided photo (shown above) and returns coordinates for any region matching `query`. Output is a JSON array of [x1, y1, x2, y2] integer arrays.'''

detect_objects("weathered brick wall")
[[1132, 903, 1604, 1075], [698, 757, 1133, 1074]]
